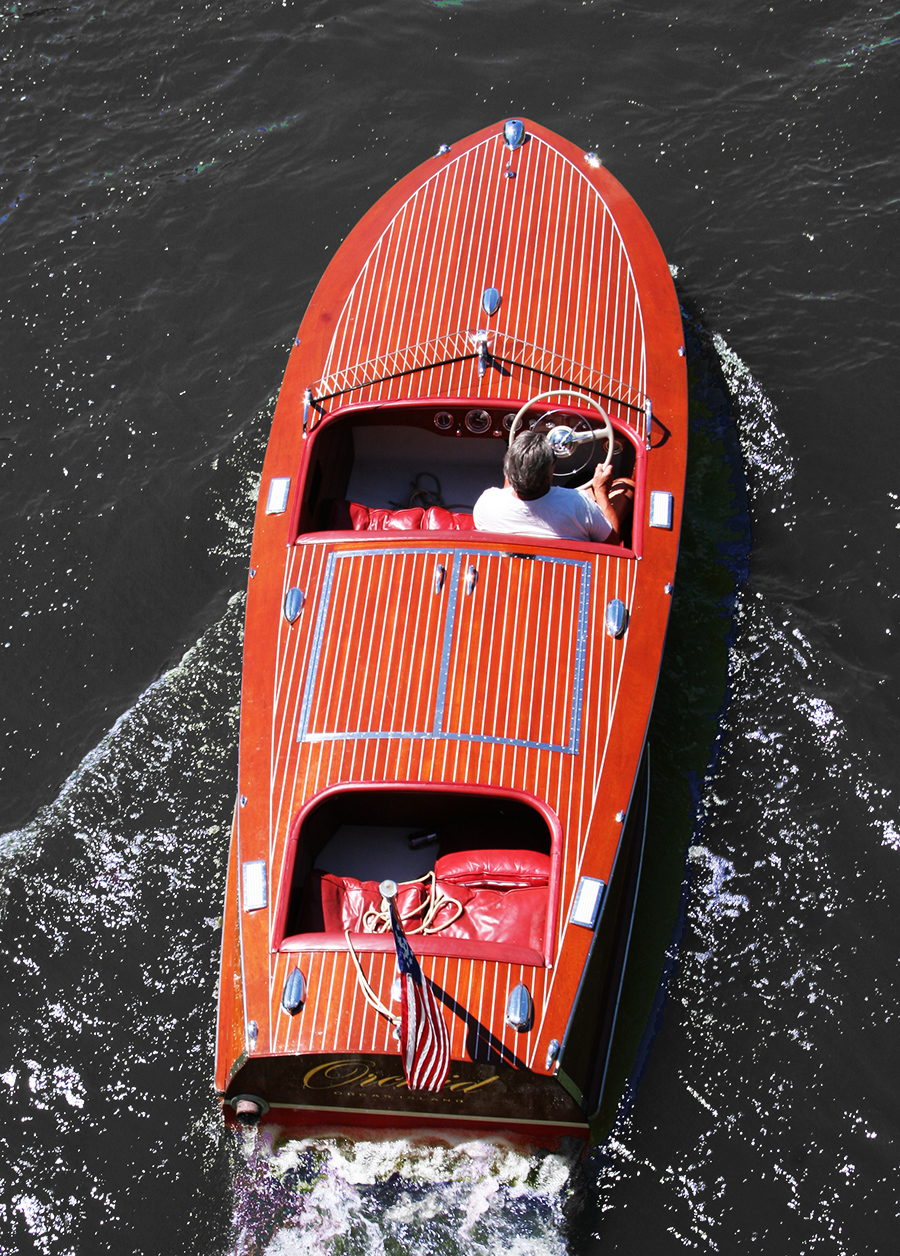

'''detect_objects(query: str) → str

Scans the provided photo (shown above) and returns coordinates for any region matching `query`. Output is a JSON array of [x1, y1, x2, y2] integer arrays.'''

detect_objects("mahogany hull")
[[215, 119, 687, 1147]]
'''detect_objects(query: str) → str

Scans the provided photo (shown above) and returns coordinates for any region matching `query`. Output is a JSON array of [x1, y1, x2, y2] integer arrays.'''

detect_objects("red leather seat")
[[296, 849, 549, 954]]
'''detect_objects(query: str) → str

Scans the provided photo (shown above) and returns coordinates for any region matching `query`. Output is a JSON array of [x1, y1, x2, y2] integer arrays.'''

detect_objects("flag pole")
[[381, 878, 451, 1092]]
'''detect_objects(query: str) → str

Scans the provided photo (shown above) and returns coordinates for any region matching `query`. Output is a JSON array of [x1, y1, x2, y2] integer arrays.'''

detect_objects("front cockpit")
[[292, 396, 642, 552]]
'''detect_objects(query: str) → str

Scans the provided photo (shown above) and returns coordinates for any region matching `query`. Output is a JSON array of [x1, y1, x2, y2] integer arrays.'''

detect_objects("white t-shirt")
[[473, 484, 613, 543]]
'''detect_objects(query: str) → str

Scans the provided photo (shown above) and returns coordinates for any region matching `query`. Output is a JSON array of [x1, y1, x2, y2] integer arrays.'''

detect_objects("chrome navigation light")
[[570, 876, 606, 929], [481, 286, 501, 316], [584, 151, 602, 168], [649, 490, 674, 529], [505, 982, 534, 1032], [242, 860, 267, 912], [265, 476, 291, 515], [503, 118, 526, 149]]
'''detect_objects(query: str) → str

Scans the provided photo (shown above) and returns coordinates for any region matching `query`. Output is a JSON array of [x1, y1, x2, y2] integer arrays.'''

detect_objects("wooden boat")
[[215, 118, 686, 1148]]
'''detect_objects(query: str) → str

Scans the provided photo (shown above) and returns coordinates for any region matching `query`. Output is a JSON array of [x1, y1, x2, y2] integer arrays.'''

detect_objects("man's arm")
[[580, 462, 620, 544]]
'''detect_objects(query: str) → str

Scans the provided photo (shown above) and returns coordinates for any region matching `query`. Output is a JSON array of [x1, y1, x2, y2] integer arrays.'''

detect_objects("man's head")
[[503, 430, 554, 500]]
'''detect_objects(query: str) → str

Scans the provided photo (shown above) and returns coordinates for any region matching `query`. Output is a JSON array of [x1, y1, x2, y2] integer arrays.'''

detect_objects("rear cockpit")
[[274, 786, 560, 967]]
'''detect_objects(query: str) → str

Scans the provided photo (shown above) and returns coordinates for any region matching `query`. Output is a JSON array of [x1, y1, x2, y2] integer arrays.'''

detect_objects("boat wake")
[[230, 1130, 581, 1256]]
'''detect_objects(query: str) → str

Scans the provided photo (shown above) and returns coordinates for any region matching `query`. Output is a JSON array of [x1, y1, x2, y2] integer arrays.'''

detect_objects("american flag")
[[388, 901, 450, 1091]]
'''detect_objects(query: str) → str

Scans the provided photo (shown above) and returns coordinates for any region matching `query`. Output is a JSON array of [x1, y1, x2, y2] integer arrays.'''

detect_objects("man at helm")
[[473, 429, 633, 543]]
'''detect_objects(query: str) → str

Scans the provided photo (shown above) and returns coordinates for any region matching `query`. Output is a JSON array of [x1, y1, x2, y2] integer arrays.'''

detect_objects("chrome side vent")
[[505, 982, 534, 1032]]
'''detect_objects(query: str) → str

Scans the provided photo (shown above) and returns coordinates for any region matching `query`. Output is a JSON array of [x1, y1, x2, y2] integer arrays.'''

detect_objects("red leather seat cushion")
[[422, 506, 476, 531], [297, 871, 426, 933], [435, 882, 546, 951], [435, 848, 551, 889]]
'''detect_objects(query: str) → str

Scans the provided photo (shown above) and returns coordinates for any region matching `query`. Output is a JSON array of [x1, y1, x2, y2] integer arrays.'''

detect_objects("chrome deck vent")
[[505, 982, 534, 1032], [481, 286, 501, 316], [605, 597, 628, 638], [284, 587, 305, 623], [281, 966, 307, 1015]]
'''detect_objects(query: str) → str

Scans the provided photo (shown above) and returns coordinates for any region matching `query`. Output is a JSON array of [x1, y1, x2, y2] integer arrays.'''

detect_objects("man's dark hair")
[[504, 430, 554, 499]]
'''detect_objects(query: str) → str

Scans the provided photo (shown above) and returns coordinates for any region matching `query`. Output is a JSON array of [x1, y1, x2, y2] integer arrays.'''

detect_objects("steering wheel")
[[508, 389, 615, 480]]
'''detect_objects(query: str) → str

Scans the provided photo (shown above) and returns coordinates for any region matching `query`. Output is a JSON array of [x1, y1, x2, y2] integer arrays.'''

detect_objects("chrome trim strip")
[[260, 1100, 587, 1130], [295, 553, 339, 741], [432, 552, 461, 735], [295, 548, 591, 754]]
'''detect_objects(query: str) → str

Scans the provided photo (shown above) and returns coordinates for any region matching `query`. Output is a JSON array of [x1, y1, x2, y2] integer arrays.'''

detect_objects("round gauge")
[[434, 410, 454, 430], [465, 408, 491, 434], [501, 412, 517, 431]]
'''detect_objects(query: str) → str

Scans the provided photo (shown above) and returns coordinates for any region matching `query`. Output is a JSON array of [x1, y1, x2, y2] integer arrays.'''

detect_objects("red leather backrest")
[[365, 507, 424, 531], [422, 506, 477, 531], [328, 500, 475, 532], [434, 848, 551, 889]]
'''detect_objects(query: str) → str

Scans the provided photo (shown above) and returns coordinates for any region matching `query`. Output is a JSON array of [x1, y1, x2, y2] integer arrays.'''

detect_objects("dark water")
[[2, 1, 898, 1251]]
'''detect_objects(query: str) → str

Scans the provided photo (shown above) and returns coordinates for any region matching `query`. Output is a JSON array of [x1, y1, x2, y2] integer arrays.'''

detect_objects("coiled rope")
[[342, 872, 463, 1027]]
